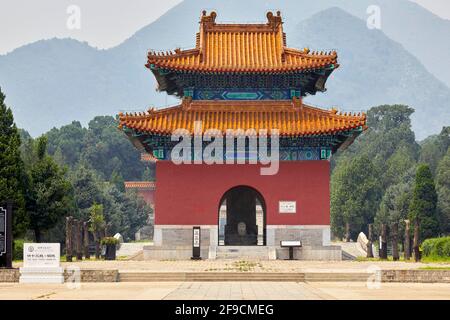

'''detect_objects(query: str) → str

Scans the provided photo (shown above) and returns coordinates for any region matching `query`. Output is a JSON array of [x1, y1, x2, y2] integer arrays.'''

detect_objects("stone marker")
[[19, 243, 64, 283]]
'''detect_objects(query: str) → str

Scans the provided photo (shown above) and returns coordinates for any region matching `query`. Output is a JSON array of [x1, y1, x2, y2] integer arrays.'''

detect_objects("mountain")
[[296, 8, 450, 139], [0, 0, 449, 138]]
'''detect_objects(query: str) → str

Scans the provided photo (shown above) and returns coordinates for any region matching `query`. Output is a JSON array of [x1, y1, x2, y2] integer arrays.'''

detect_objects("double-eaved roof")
[[119, 99, 366, 137], [146, 11, 338, 74]]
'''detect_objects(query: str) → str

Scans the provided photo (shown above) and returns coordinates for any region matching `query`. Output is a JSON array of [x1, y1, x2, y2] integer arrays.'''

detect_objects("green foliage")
[[375, 167, 415, 236], [13, 239, 25, 260], [421, 237, 450, 258], [0, 88, 28, 236], [331, 105, 420, 239], [436, 148, 450, 233], [409, 164, 440, 240], [71, 165, 103, 220], [419, 127, 449, 174], [88, 203, 105, 233], [331, 154, 382, 238], [25, 136, 74, 241], [100, 237, 119, 245], [46, 116, 145, 181]]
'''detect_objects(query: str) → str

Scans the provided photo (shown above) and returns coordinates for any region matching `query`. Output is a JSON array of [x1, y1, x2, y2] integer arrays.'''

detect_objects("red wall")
[[155, 161, 330, 226]]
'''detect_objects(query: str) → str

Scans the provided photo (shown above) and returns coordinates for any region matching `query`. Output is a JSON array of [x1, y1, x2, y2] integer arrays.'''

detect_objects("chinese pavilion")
[[119, 11, 366, 260]]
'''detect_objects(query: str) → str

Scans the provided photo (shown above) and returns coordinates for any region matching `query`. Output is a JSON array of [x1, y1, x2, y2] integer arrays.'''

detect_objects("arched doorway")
[[218, 186, 266, 246]]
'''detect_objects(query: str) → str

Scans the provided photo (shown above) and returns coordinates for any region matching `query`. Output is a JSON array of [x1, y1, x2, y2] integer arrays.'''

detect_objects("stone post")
[[392, 222, 399, 261], [367, 224, 374, 258], [380, 224, 388, 259], [74, 219, 83, 261], [413, 220, 420, 262], [83, 221, 90, 260], [404, 219, 411, 260], [65, 216, 73, 262]]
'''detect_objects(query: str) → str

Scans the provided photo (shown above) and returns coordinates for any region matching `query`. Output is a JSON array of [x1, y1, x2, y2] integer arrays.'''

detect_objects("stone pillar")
[[413, 220, 420, 262], [380, 224, 388, 259], [83, 221, 90, 260], [367, 224, 374, 258], [404, 219, 411, 260], [392, 222, 399, 261], [65, 216, 73, 262], [74, 219, 83, 261]]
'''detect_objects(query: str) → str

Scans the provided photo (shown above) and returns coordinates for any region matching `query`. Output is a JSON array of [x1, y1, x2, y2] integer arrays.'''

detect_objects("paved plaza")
[[1, 281, 450, 300]]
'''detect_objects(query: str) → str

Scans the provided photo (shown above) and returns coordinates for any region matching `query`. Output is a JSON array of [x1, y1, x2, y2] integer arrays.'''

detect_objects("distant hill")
[[0, 0, 449, 139], [296, 8, 450, 139]]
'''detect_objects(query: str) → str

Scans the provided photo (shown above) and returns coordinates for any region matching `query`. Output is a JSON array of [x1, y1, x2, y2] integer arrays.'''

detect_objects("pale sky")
[[0, 0, 448, 55]]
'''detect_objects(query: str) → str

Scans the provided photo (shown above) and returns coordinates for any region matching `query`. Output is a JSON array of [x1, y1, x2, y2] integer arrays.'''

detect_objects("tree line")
[[331, 105, 449, 256], [0, 88, 152, 244]]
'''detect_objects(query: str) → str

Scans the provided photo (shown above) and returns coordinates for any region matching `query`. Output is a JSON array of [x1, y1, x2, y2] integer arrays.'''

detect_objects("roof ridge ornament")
[[266, 11, 283, 29]]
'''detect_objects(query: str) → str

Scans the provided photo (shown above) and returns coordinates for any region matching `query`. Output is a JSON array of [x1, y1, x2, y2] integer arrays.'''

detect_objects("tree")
[[88, 203, 105, 259], [331, 154, 382, 240], [0, 88, 28, 236], [409, 164, 439, 242], [25, 136, 74, 242], [71, 164, 103, 220], [419, 127, 450, 175], [435, 148, 450, 233]]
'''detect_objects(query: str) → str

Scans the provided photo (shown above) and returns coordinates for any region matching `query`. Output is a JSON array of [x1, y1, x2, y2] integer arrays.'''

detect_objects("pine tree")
[[26, 136, 74, 242], [0, 87, 28, 236], [409, 164, 439, 241]]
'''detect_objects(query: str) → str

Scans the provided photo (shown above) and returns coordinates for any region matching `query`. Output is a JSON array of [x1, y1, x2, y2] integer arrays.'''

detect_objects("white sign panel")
[[279, 201, 296, 213], [23, 243, 60, 268], [193, 229, 200, 248]]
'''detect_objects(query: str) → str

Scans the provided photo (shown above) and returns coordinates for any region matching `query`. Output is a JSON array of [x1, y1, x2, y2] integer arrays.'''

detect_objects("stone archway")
[[218, 186, 266, 246]]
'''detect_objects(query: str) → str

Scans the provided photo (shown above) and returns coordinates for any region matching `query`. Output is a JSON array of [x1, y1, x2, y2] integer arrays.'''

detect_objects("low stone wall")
[[382, 270, 450, 283], [52, 269, 118, 282], [0, 268, 118, 283], [0, 269, 20, 282]]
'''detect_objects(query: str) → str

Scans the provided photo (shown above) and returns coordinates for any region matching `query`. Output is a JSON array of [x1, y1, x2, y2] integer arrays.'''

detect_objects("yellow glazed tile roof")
[[119, 99, 366, 137], [146, 11, 338, 73]]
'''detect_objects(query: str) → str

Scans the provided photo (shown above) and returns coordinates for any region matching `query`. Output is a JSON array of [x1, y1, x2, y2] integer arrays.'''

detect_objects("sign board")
[[279, 201, 296, 213], [280, 240, 302, 247], [0, 207, 6, 256], [0, 203, 12, 268], [23, 243, 60, 268], [192, 227, 201, 260]]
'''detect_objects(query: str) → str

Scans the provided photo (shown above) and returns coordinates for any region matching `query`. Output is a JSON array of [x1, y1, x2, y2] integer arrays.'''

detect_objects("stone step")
[[118, 272, 371, 282], [216, 246, 271, 259]]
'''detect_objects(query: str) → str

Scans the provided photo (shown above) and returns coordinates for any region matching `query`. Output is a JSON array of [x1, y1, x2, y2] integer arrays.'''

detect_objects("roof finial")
[[267, 11, 282, 28]]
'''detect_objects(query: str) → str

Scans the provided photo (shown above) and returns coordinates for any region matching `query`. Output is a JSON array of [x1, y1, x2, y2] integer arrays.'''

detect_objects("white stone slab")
[[20, 243, 64, 283]]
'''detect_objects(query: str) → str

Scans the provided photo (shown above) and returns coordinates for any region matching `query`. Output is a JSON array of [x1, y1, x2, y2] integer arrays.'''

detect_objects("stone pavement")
[[1, 282, 449, 300], [13, 259, 450, 273]]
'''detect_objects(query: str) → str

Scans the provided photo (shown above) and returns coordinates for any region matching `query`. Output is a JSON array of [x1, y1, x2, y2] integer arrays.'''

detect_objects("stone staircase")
[[118, 271, 370, 282], [215, 246, 274, 260]]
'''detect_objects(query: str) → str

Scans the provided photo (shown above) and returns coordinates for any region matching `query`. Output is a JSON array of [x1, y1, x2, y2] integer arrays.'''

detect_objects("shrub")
[[421, 237, 450, 258], [13, 239, 25, 260], [100, 237, 119, 246]]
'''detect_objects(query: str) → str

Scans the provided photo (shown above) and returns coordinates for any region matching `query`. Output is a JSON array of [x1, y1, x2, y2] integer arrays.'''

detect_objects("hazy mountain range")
[[0, 0, 449, 139]]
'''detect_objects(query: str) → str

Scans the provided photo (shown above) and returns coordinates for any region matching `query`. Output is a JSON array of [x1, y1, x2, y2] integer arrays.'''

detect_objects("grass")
[[419, 266, 450, 270], [421, 255, 450, 263], [355, 256, 412, 262]]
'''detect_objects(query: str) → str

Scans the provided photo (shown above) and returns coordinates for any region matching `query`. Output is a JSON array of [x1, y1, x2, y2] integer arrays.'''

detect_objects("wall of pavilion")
[[119, 11, 366, 260]]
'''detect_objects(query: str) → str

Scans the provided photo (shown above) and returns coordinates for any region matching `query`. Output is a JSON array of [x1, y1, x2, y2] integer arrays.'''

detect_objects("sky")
[[0, 0, 448, 55]]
